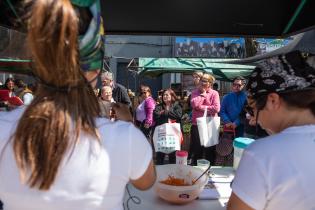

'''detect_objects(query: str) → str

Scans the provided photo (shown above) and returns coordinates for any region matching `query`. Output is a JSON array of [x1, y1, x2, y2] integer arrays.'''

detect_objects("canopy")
[[138, 58, 255, 81], [1, 0, 315, 37], [100, 0, 315, 37], [0, 58, 32, 75]]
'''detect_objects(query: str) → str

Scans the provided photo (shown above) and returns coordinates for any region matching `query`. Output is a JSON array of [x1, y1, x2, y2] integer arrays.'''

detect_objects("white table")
[[123, 167, 234, 210]]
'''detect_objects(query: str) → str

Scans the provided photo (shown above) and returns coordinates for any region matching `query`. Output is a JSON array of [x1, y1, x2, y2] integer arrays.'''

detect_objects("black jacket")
[[153, 102, 182, 127], [112, 83, 131, 106]]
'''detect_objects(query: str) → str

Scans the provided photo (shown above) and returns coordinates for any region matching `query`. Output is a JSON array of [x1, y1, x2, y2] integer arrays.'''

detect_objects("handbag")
[[196, 108, 220, 147], [215, 126, 235, 166], [153, 121, 182, 154]]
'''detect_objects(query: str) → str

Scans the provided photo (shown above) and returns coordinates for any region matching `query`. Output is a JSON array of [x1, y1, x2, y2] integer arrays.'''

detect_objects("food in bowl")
[[154, 164, 208, 204], [160, 175, 193, 186]]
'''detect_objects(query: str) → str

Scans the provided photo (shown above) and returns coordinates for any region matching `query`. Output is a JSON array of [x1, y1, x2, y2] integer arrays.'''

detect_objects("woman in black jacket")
[[153, 88, 183, 165]]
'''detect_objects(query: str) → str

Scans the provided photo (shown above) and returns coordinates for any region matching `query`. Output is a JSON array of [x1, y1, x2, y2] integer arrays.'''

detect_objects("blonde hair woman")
[[190, 73, 220, 165], [0, 0, 155, 209]]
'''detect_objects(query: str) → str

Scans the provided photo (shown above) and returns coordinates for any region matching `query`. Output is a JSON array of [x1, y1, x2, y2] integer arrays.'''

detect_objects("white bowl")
[[154, 164, 208, 204]]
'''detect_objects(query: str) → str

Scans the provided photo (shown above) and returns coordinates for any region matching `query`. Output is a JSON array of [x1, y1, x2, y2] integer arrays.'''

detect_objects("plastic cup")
[[196, 159, 210, 171]]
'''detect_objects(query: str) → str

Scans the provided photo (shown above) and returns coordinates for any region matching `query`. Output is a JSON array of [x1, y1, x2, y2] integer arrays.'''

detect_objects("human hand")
[[200, 92, 207, 97], [111, 102, 133, 122], [248, 118, 257, 126], [230, 123, 237, 129], [225, 123, 232, 128], [225, 123, 236, 129]]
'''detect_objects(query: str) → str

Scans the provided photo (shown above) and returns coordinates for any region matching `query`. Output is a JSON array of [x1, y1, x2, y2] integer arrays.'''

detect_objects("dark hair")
[[233, 76, 246, 84], [4, 78, 15, 90], [15, 79, 27, 89], [162, 88, 177, 104], [140, 85, 152, 96], [280, 89, 315, 117], [250, 89, 315, 117]]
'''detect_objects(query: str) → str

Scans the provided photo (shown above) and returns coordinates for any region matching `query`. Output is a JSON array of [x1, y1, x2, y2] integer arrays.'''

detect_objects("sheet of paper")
[[199, 182, 232, 199]]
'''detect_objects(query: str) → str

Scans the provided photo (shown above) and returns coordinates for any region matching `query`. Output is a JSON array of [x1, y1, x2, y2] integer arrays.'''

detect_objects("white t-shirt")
[[0, 107, 152, 210], [232, 125, 315, 210]]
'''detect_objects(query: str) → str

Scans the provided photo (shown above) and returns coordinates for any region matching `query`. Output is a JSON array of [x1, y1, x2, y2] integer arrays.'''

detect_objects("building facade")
[[104, 35, 174, 98]]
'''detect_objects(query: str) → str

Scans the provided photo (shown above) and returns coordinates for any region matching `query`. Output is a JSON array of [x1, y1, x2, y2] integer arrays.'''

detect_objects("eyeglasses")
[[245, 94, 268, 117], [233, 83, 242, 87]]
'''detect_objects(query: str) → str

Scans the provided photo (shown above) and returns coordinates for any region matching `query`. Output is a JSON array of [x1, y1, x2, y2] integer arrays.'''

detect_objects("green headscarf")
[[72, 0, 104, 72]]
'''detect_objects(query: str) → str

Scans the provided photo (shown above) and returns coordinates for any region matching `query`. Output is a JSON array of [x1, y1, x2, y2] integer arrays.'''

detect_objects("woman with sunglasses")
[[190, 73, 220, 166], [227, 51, 315, 210], [135, 85, 156, 139], [153, 88, 183, 165]]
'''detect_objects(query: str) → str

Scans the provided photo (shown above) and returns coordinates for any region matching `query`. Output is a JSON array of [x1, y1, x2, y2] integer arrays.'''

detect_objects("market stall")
[[137, 58, 255, 81], [0, 58, 31, 75]]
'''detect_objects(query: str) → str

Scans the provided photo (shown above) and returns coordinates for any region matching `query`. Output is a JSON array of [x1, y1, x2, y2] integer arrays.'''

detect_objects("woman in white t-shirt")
[[0, 0, 155, 209], [227, 51, 315, 210]]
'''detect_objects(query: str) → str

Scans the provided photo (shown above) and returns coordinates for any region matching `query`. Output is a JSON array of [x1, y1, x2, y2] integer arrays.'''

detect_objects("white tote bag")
[[153, 122, 182, 154], [196, 109, 220, 147]]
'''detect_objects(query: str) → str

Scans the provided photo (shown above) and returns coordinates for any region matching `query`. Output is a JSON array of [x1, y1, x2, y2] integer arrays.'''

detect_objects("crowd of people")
[[0, 0, 314, 209], [95, 68, 268, 168], [0, 67, 265, 169]]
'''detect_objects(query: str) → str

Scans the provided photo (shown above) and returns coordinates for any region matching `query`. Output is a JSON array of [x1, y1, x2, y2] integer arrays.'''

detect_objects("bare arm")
[[130, 160, 156, 190], [227, 192, 255, 210]]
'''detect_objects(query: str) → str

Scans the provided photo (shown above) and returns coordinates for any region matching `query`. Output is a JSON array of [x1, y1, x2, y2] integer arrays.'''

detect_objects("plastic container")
[[196, 159, 210, 171], [233, 137, 255, 170], [176, 150, 188, 165], [154, 164, 208, 204]]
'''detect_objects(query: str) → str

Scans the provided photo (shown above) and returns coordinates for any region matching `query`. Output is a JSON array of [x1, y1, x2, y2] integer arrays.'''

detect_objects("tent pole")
[[282, 0, 308, 34]]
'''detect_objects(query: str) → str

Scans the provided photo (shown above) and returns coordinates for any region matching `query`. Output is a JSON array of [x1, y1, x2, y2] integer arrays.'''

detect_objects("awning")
[[1, 0, 315, 37], [138, 58, 255, 81], [100, 0, 315, 37], [0, 58, 32, 75]]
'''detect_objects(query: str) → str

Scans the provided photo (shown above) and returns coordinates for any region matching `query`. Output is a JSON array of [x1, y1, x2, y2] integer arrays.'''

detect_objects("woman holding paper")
[[190, 73, 220, 166]]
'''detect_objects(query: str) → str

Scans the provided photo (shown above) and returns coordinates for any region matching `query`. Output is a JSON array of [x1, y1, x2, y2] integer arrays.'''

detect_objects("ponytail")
[[13, 0, 100, 190]]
